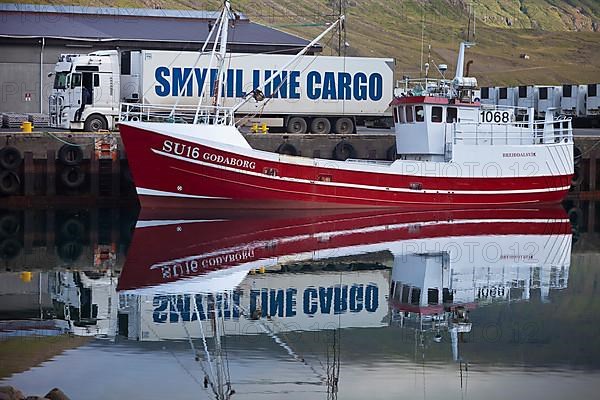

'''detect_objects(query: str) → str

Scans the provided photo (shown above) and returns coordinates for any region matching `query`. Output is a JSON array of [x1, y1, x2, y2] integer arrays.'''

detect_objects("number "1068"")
[[480, 110, 511, 123]]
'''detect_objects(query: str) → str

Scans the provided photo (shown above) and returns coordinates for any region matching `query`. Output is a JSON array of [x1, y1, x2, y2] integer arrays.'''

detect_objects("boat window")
[[431, 106, 443, 123], [406, 106, 414, 123], [539, 87, 548, 100], [393, 107, 398, 123], [499, 87, 508, 99], [481, 87, 489, 99], [589, 84, 598, 97], [415, 106, 425, 122], [399, 106, 406, 123], [447, 107, 458, 123], [518, 85, 527, 98], [563, 85, 572, 97]]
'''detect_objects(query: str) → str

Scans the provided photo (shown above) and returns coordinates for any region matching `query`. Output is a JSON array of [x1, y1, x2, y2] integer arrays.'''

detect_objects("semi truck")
[[49, 50, 395, 133]]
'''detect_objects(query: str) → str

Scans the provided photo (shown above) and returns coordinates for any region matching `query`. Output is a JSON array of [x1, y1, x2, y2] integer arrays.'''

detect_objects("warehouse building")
[[0, 3, 319, 114]]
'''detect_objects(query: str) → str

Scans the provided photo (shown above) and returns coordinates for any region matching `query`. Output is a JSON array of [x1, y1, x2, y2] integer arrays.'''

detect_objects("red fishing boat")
[[118, 3, 573, 210]]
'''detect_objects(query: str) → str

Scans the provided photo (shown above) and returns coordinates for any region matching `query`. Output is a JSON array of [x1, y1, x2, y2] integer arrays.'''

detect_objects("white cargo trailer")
[[49, 50, 395, 133], [560, 84, 586, 117], [537, 85, 562, 118], [496, 86, 517, 108], [516, 85, 538, 117], [479, 86, 497, 106], [587, 83, 600, 116]]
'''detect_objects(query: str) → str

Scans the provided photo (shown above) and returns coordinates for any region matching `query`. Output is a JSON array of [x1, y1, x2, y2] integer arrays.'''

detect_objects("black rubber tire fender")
[[276, 143, 298, 156], [58, 241, 83, 263], [332, 141, 356, 161], [0, 213, 20, 237], [58, 144, 84, 166], [0, 237, 22, 260], [571, 167, 583, 187], [60, 166, 86, 189], [0, 146, 22, 170], [60, 218, 85, 241], [0, 170, 21, 195]]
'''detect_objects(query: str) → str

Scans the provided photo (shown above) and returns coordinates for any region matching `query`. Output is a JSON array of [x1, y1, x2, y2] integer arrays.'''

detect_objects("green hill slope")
[[4, 0, 600, 85]]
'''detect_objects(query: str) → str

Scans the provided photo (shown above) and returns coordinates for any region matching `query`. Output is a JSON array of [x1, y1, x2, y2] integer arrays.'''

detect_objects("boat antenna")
[[420, 10, 425, 78], [231, 15, 345, 114]]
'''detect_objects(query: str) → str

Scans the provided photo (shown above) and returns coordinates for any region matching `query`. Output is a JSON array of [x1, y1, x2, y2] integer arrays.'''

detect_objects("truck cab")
[[49, 51, 121, 131]]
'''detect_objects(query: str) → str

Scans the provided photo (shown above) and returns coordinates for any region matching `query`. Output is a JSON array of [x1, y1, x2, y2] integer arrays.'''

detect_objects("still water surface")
[[1, 203, 599, 399]]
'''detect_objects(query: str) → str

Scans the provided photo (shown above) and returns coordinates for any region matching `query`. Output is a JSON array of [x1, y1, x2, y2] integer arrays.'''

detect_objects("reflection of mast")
[[188, 293, 234, 400]]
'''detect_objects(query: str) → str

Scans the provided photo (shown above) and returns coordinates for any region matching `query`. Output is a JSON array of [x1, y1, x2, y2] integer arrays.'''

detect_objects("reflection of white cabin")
[[389, 234, 571, 318], [561, 84, 586, 117], [50, 271, 118, 337]]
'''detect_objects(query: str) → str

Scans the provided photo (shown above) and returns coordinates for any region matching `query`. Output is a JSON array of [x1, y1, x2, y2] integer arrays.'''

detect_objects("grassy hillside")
[[5, 0, 600, 85]]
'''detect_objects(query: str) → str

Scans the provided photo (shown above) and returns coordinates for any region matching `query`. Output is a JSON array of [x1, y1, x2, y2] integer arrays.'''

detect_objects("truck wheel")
[[334, 117, 354, 134], [286, 117, 307, 134], [84, 114, 108, 132], [310, 117, 331, 134]]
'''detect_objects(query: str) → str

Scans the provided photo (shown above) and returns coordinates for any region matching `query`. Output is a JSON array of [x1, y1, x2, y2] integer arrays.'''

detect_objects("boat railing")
[[452, 115, 572, 146], [119, 102, 236, 126]]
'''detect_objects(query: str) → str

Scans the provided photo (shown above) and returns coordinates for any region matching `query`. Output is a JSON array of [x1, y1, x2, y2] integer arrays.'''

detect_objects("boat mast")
[[230, 15, 345, 115], [193, 1, 233, 124]]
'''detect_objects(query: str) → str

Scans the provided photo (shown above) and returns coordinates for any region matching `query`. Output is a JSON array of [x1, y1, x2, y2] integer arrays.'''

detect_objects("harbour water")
[[1, 202, 599, 399]]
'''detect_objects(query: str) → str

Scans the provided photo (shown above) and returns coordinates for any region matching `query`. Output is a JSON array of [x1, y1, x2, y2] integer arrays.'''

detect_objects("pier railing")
[[452, 116, 572, 146], [119, 103, 236, 126]]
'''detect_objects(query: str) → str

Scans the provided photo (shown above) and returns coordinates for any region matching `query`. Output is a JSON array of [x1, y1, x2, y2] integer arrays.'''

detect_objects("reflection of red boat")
[[118, 206, 571, 293]]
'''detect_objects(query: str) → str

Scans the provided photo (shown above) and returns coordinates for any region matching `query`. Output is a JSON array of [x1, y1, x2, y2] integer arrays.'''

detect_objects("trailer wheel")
[[84, 114, 108, 132], [286, 117, 307, 134], [332, 141, 356, 161], [334, 117, 354, 135], [310, 117, 331, 134]]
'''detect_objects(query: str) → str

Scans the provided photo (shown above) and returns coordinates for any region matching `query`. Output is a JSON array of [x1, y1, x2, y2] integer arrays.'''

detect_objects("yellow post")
[[20, 121, 33, 133], [20, 271, 33, 282], [251, 123, 259, 133], [259, 266, 266, 274], [260, 123, 269, 134]]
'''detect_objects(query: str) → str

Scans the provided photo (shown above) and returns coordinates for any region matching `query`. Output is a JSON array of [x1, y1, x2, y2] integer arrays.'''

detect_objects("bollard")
[[20, 271, 32, 282], [251, 123, 259, 133], [20, 121, 33, 133], [260, 123, 269, 134]]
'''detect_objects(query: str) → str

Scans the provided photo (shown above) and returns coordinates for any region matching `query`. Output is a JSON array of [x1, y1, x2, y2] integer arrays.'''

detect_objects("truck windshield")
[[54, 72, 68, 90]]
